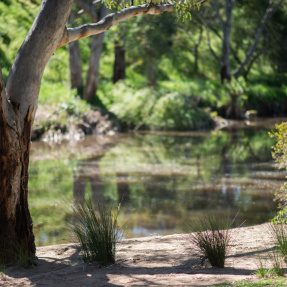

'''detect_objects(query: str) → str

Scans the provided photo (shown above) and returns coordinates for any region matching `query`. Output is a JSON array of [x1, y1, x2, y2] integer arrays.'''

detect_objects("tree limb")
[[213, 0, 224, 30], [233, 0, 284, 78], [206, 26, 222, 65], [59, 0, 208, 47], [195, 10, 221, 64], [75, 0, 98, 21]]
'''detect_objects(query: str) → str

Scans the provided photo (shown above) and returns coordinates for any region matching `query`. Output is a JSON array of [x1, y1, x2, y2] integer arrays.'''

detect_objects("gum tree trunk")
[[0, 0, 74, 263], [219, 0, 234, 83], [0, 67, 36, 262]]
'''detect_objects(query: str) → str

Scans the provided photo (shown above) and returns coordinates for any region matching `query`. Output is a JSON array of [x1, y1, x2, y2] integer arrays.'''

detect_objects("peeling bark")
[[0, 102, 35, 263]]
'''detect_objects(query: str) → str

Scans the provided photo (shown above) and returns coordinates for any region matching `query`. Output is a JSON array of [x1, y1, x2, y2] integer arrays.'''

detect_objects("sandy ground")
[[1, 223, 287, 287]]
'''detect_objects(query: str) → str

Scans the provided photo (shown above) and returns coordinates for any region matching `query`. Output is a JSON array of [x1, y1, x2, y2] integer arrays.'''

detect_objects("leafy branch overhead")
[[60, 0, 208, 47]]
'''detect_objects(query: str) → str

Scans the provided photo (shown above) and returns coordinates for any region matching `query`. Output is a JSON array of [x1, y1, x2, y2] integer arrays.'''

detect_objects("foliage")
[[215, 277, 287, 286], [269, 122, 287, 170], [268, 223, 287, 262], [70, 198, 121, 265], [13, 241, 33, 268], [0, 0, 41, 80], [269, 122, 287, 205], [1, 0, 286, 128], [103, 81, 213, 130], [253, 247, 285, 279], [184, 213, 233, 268]]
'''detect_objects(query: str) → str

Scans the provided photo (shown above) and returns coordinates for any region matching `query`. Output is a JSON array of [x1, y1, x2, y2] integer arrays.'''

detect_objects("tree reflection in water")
[[29, 126, 282, 246]]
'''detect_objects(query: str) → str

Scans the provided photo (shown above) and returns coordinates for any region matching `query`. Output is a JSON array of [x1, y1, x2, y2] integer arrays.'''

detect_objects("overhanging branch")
[[59, 0, 208, 47]]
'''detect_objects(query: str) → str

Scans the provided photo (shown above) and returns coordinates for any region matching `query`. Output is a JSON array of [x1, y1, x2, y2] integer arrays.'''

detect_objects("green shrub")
[[269, 123, 287, 214], [106, 82, 213, 131], [269, 223, 287, 262], [70, 199, 121, 266], [184, 213, 233, 268]]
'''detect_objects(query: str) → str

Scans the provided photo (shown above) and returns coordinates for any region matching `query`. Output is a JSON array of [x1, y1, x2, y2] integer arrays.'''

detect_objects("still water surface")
[[28, 124, 285, 246]]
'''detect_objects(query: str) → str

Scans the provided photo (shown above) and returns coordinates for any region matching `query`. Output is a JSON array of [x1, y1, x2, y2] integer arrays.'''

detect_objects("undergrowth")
[[184, 213, 233, 268], [70, 198, 121, 266]]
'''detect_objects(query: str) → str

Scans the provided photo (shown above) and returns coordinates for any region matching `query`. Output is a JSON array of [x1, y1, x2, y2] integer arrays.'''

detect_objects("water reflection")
[[28, 125, 285, 246]]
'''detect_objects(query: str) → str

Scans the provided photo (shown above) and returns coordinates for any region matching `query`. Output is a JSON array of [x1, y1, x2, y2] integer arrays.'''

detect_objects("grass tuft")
[[0, 259, 6, 281], [70, 198, 121, 266], [269, 223, 287, 262], [184, 213, 233, 268]]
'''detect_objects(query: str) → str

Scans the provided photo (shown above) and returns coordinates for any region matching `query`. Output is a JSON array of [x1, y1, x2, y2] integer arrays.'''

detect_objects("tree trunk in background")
[[220, 0, 233, 83], [112, 42, 126, 83], [193, 27, 203, 74], [83, 33, 105, 103], [83, 5, 108, 103], [116, 172, 130, 206], [68, 41, 84, 96], [90, 161, 105, 206]]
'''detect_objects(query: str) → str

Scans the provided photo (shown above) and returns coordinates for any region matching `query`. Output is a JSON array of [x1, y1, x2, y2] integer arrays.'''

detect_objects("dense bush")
[[102, 82, 214, 131]]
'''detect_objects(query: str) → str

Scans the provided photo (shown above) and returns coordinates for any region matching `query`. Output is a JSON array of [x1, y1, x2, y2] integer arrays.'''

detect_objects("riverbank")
[[1, 223, 286, 286], [32, 103, 286, 143], [31, 104, 120, 142]]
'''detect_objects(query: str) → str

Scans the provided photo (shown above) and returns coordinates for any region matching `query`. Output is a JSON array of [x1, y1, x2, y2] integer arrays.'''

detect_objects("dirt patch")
[[1, 223, 286, 286]]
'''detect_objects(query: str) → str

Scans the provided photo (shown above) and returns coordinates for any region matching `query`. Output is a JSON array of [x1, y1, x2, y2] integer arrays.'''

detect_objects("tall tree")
[[68, 1, 108, 104], [195, 0, 284, 82], [0, 0, 207, 263]]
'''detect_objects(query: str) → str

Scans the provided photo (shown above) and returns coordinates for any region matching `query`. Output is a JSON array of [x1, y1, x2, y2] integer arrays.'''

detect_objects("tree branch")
[[206, 26, 222, 65], [59, 0, 208, 47], [213, 0, 224, 30], [74, 0, 98, 21], [233, 0, 284, 78]]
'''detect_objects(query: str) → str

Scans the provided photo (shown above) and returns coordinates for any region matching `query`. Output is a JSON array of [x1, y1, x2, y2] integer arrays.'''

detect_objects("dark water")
[[28, 124, 286, 246]]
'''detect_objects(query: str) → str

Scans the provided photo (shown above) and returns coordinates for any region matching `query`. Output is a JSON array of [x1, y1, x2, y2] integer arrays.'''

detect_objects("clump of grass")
[[215, 276, 287, 286], [0, 240, 33, 268], [269, 222, 287, 261], [184, 213, 233, 268], [254, 253, 269, 278], [268, 247, 285, 276], [254, 247, 285, 278], [0, 259, 6, 281], [70, 198, 121, 266], [14, 241, 32, 268]]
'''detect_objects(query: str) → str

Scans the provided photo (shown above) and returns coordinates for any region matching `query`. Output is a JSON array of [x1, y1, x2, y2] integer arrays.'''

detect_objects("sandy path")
[[1, 223, 285, 286]]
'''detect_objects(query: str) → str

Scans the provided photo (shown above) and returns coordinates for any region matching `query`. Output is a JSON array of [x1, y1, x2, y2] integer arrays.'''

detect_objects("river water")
[[28, 121, 286, 246]]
